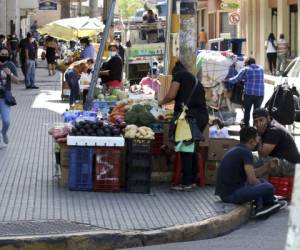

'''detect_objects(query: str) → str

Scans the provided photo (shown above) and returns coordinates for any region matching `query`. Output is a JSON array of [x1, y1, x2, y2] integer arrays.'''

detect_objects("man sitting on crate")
[[215, 127, 287, 218], [253, 108, 300, 177]]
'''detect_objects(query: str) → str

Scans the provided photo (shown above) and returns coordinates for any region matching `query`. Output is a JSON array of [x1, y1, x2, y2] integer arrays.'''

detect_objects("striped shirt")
[[277, 39, 289, 56], [228, 64, 264, 97]]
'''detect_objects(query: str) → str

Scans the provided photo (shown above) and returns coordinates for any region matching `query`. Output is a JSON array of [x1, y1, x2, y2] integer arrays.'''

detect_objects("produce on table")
[[69, 120, 122, 137], [125, 104, 157, 127], [124, 125, 155, 140]]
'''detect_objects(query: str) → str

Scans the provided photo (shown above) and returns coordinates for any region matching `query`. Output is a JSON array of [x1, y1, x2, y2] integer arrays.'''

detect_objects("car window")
[[286, 60, 296, 77], [291, 61, 300, 77]]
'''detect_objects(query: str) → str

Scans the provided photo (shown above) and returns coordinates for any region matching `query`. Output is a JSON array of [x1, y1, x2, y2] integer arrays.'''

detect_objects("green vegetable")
[[131, 104, 146, 113], [140, 112, 156, 126], [125, 110, 139, 125]]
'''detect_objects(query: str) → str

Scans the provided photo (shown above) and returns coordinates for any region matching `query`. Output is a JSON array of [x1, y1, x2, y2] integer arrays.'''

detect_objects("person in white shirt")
[[276, 34, 289, 75], [265, 33, 277, 75]]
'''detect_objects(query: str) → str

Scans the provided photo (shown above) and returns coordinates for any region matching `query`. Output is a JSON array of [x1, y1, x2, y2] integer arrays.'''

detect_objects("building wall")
[[34, 3, 62, 26]]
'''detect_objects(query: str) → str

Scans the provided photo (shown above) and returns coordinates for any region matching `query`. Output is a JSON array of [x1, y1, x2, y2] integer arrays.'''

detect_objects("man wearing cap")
[[227, 57, 264, 127], [99, 43, 123, 88], [253, 108, 300, 176]]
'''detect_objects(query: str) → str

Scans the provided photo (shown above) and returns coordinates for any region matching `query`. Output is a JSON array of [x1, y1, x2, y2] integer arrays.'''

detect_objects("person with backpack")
[[226, 57, 264, 127], [253, 108, 300, 177], [7, 33, 19, 66], [265, 33, 277, 75]]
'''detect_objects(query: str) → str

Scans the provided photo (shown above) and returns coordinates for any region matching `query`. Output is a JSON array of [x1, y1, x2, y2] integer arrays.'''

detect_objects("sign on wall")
[[39, 0, 57, 11], [220, 0, 240, 12], [228, 12, 240, 25]]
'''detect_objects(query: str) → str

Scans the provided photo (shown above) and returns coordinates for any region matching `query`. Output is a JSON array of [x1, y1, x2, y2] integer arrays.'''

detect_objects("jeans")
[[243, 95, 264, 126], [267, 52, 277, 75], [66, 79, 80, 105], [25, 60, 36, 88], [277, 54, 287, 75], [222, 179, 275, 208], [181, 152, 197, 185], [199, 42, 206, 50], [0, 98, 10, 140]]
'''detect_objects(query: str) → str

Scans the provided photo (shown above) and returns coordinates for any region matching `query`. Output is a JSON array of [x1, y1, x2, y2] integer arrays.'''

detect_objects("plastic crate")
[[126, 180, 151, 194], [151, 133, 163, 155], [127, 153, 152, 168], [68, 146, 94, 191], [92, 100, 117, 112], [127, 165, 152, 181], [126, 139, 152, 154], [94, 147, 122, 192], [269, 176, 294, 199]]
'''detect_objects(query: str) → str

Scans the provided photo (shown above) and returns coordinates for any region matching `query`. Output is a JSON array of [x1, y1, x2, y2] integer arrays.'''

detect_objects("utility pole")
[[89, 0, 98, 18], [61, 0, 71, 18], [285, 164, 300, 250], [179, 0, 197, 74]]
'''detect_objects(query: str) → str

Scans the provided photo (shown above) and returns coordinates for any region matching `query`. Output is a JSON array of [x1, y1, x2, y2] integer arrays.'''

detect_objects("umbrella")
[[38, 16, 104, 41]]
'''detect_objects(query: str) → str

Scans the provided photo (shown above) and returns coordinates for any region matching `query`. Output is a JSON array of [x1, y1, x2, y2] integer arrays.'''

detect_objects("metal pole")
[[285, 164, 300, 250], [164, 0, 173, 75], [85, 0, 116, 110]]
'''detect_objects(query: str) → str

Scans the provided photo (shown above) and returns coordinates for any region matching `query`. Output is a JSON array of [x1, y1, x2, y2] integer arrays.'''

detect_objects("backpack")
[[265, 84, 295, 125]]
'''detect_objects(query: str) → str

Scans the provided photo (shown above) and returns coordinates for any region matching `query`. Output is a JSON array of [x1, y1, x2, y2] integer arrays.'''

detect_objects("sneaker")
[[2, 133, 8, 144], [30, 85, 39, 89], [171, 185, 184, 191], [255, 203, 281, 219], [277, 200, 288, 210]]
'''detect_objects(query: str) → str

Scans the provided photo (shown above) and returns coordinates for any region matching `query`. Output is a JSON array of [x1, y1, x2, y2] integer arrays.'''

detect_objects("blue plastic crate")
[[92, 101, 117, 112], [68, 146, 94, 191], [63, 110, 83, 123], [150, 123, 163, 133]]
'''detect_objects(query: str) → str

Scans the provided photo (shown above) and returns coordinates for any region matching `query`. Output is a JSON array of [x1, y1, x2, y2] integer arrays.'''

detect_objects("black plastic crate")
[[126, 180, 151, 194], [127, 153, 152, 168], [126, 139, 152, 154], [126, 165, 152, 181]]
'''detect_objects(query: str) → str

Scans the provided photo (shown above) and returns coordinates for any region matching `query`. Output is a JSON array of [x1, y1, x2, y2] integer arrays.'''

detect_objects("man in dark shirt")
[[7, 34, 19, 66], [20, 33, 38, 89], [253, 108, 299, 176], [99, 43, 123, 88], [114, 37, 125, 65], [215, 127, 287, 217]]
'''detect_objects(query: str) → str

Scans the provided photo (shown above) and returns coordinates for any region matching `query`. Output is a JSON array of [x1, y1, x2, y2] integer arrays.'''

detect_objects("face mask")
[[0, 56, 9, 62], [109, 51, 117, 57]]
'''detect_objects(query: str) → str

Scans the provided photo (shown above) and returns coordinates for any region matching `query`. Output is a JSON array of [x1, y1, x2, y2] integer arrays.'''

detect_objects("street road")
[[127, 209, 289, 250]]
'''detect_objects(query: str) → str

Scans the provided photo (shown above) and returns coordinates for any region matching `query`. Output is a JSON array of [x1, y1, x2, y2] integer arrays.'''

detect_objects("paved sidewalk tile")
[[0, 65, 236, 234]]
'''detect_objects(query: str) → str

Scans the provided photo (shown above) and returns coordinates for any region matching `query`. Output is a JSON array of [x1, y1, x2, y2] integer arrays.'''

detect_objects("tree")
[[118, 0, 144, 19], [60, 0, 71, 18]]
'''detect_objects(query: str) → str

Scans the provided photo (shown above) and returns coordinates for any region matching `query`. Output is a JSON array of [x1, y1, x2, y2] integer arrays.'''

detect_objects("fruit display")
[[125, 104, 157, 127], [124, 125, 155, 140], [69, 120, 122, 137]]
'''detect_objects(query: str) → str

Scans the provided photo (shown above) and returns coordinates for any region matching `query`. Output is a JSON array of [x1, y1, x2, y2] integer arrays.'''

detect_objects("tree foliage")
[[118, 0, 144, 18]]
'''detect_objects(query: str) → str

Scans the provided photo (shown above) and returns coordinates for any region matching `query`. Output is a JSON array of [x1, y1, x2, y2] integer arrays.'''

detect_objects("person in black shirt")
[[99, 43, 123, 88], [159, 61, 208, 191], [7, 33, 19, 66], [114, 37, 125, 65], [215, 127, 287, 217], [253, 108, 299, 176]]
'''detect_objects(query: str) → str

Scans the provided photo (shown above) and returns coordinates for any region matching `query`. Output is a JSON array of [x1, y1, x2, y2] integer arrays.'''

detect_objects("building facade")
[[197, 0, 300, 67]]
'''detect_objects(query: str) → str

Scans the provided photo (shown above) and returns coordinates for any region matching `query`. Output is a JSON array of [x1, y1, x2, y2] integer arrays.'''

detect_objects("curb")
[[0, 204, 251, 250]]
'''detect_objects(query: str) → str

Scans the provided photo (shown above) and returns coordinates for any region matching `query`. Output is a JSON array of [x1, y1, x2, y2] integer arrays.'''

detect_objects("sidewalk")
[[0, 63, 251, 249]]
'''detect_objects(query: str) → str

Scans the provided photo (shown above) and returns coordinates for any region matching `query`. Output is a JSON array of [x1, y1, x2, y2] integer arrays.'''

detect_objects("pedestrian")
[[253, 108, 299, 177], [198, 28, 208, 50], [80, 37, 95, 60], [139, 67, 160, 97], [265, 33, 277, 75], [30, 20, 39, 40], [19, 37, 27, 79], [147, 9, 157, 43], [276, 34, 289, 75], [0, 48, 19, 148], [159, 61, 209, 191], [99, 43, 123, 88], [22, 32, 38, 89], [114, 37, 125, 65], [226, 57, 264, 127], [215, 126, 287, 218], [44, 36, 58, 76], [7, 33, 19, 66], [0, 34, 6, 50], [65, 62, 88, 106]]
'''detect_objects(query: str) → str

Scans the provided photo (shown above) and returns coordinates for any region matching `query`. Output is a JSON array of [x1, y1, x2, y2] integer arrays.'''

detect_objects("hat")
[[253, 108, 269, 119]]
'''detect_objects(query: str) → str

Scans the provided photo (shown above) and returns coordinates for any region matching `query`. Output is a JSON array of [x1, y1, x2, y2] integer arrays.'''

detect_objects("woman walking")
[[159, 61, 208, 191], [0, 48, 19, 148], [265, 33, 277, 75], [45, 36, 58, 76]]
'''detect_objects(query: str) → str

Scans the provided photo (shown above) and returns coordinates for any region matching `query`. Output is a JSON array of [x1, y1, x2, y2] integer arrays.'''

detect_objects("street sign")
[[220, 0, 240, 12], [228, 12, 240, 25], [39, 0, 57, 11]]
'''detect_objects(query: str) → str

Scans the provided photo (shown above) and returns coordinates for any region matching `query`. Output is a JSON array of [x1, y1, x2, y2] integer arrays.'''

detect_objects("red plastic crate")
[[151, 133, 164, 155], [269, 176, 294, 199], [94, 147, 122, 192]]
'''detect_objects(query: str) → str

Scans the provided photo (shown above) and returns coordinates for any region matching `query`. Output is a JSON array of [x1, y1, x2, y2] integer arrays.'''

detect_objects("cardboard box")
[[158, 75, 173, 101], [207, 138, 239, 161], [199, 124, 209, 147], [205, 160, 219, 185]]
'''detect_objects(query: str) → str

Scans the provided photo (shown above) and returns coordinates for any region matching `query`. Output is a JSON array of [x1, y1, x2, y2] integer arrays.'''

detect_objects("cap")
[[253, 108, 269, 119]]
